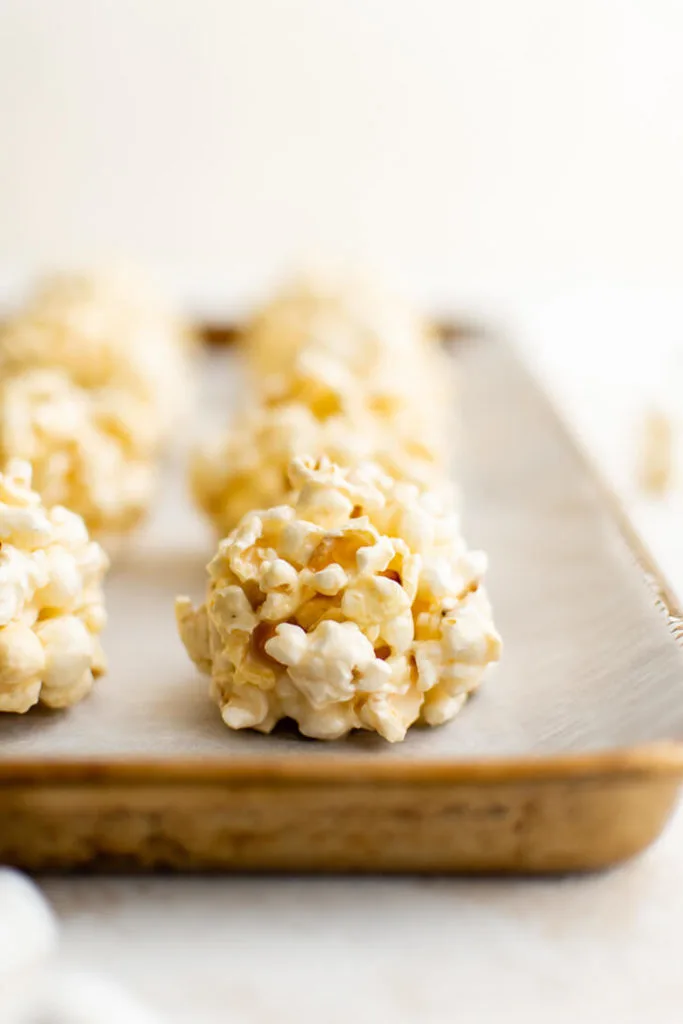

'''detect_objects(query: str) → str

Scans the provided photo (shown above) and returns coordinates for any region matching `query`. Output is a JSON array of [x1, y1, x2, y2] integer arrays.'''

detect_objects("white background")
[[1, 0, 682, 312]]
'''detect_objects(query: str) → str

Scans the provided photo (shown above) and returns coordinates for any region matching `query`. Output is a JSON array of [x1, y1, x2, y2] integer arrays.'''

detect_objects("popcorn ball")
[[257, 335, 452, 446], [0, 270, 193, 445], [0, 369, 158, 535], [191, 400, 451, 537], [241, 273, 455, 456], [177, 456, 500, 742], [0, 459, 108, 713], [243, 273, 436, 379]]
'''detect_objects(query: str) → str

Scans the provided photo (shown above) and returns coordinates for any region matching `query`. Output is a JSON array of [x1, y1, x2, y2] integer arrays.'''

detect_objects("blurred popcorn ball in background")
[[0, 270, 195, 537], [0, 369, 158, 535], [192, 273, 455, 537]]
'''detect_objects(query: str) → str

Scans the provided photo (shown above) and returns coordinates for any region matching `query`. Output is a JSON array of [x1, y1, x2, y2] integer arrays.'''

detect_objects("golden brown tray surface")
[[1, 329, 682, 873]]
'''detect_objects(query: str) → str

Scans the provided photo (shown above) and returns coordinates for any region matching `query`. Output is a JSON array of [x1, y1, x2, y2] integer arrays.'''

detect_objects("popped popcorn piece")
[[0, 369, 158, 534], [637, 408, 674, 496], [0, 460, 108, 713], [0, 270, 193, 446], [177, 456, 500, 742], [190, 400, 450, 536]]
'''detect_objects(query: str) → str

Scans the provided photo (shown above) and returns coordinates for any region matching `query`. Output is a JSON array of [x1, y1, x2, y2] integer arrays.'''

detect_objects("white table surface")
[[16, 290, 683, 1023]]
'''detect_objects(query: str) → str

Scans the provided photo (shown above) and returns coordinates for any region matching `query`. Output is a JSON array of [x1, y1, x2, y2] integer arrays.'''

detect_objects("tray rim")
[[0, 742, 683, 785]]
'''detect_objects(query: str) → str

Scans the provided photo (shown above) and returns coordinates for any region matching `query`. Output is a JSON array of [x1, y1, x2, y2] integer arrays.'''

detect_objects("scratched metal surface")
[[1, 336, 683, 760]]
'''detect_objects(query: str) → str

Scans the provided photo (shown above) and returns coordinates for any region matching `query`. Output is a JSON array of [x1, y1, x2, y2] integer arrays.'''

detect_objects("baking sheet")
[[1, 336, 683, 761]]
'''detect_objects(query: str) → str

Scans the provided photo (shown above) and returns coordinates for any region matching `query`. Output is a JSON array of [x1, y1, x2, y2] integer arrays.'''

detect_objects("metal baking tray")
[[1, 326, 682, 873]]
